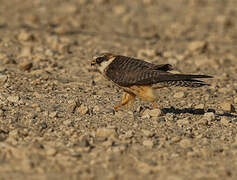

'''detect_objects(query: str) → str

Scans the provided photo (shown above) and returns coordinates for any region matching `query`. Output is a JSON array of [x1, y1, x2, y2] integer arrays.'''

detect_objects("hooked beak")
[[91, 59, 97, 66]]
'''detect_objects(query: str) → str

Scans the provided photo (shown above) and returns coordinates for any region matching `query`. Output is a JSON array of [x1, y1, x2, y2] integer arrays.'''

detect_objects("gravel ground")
[[0, 0, 237, 179]]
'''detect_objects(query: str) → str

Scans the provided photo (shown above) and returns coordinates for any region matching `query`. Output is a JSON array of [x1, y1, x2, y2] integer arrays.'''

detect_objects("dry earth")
[[0, 0, 237, 179]]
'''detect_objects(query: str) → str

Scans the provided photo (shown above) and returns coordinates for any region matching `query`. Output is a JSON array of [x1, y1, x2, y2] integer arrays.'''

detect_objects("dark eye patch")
[[96, 57, 105, 64]]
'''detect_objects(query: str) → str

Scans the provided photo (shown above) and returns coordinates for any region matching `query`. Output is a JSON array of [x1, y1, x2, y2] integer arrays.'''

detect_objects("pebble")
[[49, 111, 58, 118], [198, 119, 209, 126], [0, 74, 7, 84], [45, 49, 54, 57], [96, 128, 117, 138], [77, 104, 89, 115], [142, 108, 162, 118], [63, 119, 73, 126], [93, 105, 101, 113], [18, 31, 34, 41], [46, 147, 57, 156], [68, 100, 78, 113], [20, 46, 32, 57], [19, 61, 33, 71], [125, 130, 134, 138], [171, 136, 181, 143], [143, 139, 154, 148], [7, 96, 20, 103], [195, 104, 205, 109], [234, 97, 237, 104], [0, 53, 7, 60], [220, 102, 235, 112], [165, 113, 175, 121], [179, 139, 192, 149], [203, 112, 215, 121], [142, 130, 154, 137], [188, 41, 206, 52], [174, 92, 185, 98]]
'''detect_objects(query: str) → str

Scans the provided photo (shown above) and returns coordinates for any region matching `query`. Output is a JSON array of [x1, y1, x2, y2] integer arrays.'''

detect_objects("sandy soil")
[[0, 0, 237, 179]]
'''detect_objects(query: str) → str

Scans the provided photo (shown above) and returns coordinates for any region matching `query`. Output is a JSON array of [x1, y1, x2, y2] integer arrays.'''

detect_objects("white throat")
[[98, 57, 115, 73]]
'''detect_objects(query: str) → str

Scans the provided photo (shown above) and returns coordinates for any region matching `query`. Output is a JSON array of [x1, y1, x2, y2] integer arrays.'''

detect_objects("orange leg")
[[114, 92, 136, 111]]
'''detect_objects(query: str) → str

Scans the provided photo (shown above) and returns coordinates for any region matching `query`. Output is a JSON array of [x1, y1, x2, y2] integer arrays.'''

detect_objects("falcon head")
[[91, 53, 115, 73]]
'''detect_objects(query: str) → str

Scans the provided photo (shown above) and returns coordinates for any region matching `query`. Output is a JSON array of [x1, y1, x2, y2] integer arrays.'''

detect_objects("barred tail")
[[163, 79, 210, 88]]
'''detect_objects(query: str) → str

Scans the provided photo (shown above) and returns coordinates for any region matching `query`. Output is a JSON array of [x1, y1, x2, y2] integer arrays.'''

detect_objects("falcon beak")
[[91, 59, 97, 66]]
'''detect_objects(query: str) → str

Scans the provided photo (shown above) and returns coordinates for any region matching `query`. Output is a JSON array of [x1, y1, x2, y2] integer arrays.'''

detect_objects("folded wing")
[[105, 55, 212, 87]]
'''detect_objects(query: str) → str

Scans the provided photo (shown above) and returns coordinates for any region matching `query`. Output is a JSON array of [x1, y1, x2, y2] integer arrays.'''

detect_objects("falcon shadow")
[[161, 106, 237, 118]]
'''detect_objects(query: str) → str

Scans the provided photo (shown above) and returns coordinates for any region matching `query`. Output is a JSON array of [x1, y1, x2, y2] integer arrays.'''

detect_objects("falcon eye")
[[96, 57, 105, 64]]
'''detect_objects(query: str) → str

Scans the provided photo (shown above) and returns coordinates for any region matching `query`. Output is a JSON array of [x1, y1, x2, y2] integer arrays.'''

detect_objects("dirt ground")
[[0, 0, 237, 179]]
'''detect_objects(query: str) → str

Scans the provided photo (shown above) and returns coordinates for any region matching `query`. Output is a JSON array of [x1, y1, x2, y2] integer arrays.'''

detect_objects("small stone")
[[174, 92, 185, 98], [234, 97, 237, 104], [188, 41, 206, 52], [220, 102, 235, 112], [171, 136, 181, 143], [198, 119, 208, 125], [20, 46, 32, 57], [40, 122, 48, 129], [63, 120, 73, 126], [203, 112, 215, 121], [18, 31, 34, 41], [125, 130, 134, 138], [142, 130, 154, 137], [179, 139, 192, 148], [111, 145, 126, 153], [7, 96, 20, 103], [195, 104, 205, 109], [77, 104, 89, 115], [0, 74, 7, 84], [220, 117, 230, 126], [149, 109, 162, 117], [45, 49, 54, 57], [102, 140, 113, 147], [142, 108, 162, 118], [0, 53, 7, 60], [141, 109, 151, 119], [46, 147, 57, 156], [93, 105, 101, 113], [165, 113, 175, 121], [96, 128, 117, 138], [9, 129, 19, 138], [68, 100, 78, 113], [49, 111, 58, 118], [19, 61, 33, 71], [143, 139, 154, 148]]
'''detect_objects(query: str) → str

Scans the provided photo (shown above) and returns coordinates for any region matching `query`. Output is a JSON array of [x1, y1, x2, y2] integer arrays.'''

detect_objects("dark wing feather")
[[151, 64, 173, 71], [105, 55, 212, 87]]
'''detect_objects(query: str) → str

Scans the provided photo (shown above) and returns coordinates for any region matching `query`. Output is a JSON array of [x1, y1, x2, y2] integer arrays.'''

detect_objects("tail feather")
[[163, 79, 210, 88], [158, 74, 213, 88], [167, 74, 213, 80]]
